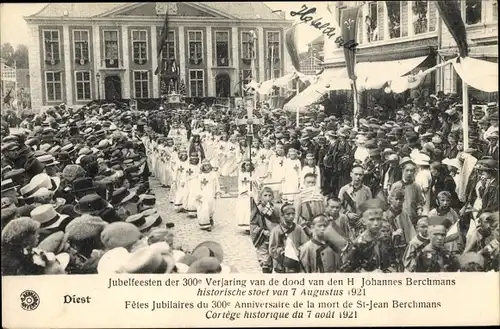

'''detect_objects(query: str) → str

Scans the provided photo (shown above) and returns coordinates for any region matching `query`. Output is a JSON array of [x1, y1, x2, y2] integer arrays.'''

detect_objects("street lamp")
[[96, 72, 101, 102]]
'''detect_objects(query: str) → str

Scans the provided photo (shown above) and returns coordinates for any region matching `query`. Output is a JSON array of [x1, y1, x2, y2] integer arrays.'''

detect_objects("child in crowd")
[[249, 187, 280, 273], [269, 203, 309, 273], [428, 191, 463, 254], [402, 216, 430, 272], [299, 215, 341, 273]]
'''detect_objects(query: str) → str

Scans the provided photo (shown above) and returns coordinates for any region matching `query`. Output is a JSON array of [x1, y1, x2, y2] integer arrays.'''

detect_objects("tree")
[[13, 45, 29, 68], [1, 43, 29, 68], [1, 43, 15, 65]]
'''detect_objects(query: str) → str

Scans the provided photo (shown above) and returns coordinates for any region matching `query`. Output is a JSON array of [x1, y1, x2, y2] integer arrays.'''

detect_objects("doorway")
[[215, 73, 230, 98], [104, 75, 122, 100]]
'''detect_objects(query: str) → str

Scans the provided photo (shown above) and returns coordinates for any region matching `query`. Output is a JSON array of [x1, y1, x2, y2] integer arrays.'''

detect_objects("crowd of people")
[[1, 90, 499, 275]]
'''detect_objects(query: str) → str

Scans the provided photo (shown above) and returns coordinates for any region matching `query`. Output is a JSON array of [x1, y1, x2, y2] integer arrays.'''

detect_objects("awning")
[[356, 56, 429, 90], [283, 83, 328, 113], [453, 57, 498, 92]]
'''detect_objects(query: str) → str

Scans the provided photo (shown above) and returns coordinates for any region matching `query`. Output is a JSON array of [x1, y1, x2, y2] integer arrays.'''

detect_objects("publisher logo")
[[20, 290, 40, 311]]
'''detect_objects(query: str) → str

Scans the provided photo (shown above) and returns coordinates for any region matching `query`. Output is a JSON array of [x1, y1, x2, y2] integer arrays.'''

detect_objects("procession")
[[0, 1, 498, 276]]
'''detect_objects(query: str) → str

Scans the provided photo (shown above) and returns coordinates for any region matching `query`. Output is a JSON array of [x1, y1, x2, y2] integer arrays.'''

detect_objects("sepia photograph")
[[0, 1, 499, 327]]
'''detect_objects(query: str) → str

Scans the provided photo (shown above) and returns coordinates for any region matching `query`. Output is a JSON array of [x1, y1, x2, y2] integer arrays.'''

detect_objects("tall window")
[[188, 31, 203, 65], [386, 1, 402, 39], [75, 71, 91, 101], [132, 30, 148, 64], [189, 70, 204, 97], [43, 30, 60, 63], [73, 30, 89, 64], [45, 72, 62, 101], [161, 31, 176, 62], [133, 71, 149, 98], [215, 31, 229, 67], [267, 31, 280, 65], [465, 0, 482, 25], [241, 31, 256, 60], [412, 1, 429, 34], [103, 30, 119, 68]]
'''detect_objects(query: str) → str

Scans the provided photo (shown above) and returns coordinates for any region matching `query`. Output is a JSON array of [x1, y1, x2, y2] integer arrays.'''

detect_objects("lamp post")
[[96, 72, 101, 102]]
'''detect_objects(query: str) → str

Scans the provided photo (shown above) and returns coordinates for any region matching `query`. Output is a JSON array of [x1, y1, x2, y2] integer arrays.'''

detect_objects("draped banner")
[[285, 25, 301, 72], [154, 8, 170, 75], [435, 0, 469, 58], [340, 6, 361, 80]]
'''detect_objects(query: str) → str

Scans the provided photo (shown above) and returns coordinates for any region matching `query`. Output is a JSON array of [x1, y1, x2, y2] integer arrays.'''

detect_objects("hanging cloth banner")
[[340, 6, 361, 80]]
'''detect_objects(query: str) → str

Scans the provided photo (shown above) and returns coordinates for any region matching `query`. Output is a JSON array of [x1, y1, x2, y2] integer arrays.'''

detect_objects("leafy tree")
[[1, 43, 29, 68]]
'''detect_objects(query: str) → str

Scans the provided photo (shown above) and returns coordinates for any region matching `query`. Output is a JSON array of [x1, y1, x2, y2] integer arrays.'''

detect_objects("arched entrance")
[[104, 75, 122, 100], [215, 73, 230, 98]]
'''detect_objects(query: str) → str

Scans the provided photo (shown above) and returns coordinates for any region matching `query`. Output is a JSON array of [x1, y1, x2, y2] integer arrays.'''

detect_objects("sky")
[[0, 2, 328, 51]]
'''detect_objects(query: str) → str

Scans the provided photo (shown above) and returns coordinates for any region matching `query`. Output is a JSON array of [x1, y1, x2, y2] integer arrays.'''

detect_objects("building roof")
[[28, 3, 128, 18], [27, 2, 285, 20]]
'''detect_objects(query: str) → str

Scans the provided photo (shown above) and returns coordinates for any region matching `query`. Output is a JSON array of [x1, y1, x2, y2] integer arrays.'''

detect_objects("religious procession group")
[[143, 92, 499, 274]]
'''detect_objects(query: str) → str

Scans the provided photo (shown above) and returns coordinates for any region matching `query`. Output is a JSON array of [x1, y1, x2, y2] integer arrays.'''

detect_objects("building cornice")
[[24, 16, 293, 27]]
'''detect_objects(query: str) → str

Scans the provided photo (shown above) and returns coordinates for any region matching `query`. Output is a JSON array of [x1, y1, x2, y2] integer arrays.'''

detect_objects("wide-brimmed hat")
[[38, 231, 68, 254], [30, 204, 69, 230], [187, 257, 222, 274], [97, 247, 131, 274], [120, 246, 171, 274], [37, 154, 60, 167], [476, 159, 498, 172], [30, 173, 61, 192], [72, 177, 97, 194], [74, 193, 112, 215], [442, 158, 461, 170], [24, 157, 46, 176], [191, 241, 224, 263], [1, 179, 19, 199], [60, 143, 76, 154], [3, 168, 26, 187]]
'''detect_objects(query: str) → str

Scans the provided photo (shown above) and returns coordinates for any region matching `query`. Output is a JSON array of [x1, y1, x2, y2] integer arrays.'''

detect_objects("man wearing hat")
[[414, 216, 460, 272]]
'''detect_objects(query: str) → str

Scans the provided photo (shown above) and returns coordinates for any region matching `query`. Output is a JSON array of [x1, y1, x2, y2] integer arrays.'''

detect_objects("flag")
[[285, 25, 301, 72], [340, 6, 361, 80], [435, 0, 469, 58], [154, 8, 170, 75], [3, 87, 13, 105]]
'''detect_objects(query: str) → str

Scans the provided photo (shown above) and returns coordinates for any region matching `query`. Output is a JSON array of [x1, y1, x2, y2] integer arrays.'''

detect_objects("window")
[[103, 30, 119, 68], [215, 31, 229, 66], [189, 70, 204, 97], [73, 30, 89, 63], [161, 31, 176, 63], [465, 0, 482, 25], [43, 30, 60, 63], [75, 71, 91, 101], [132, 30, 148, 64], [412, 1, 429, 35], [133, 71, 149, 98], [45, 72, 62, 101], [386, 1, 402, 39], [188, 31, 203, 65], [267, 31, 280, 66], [241, 31, 256, 60]]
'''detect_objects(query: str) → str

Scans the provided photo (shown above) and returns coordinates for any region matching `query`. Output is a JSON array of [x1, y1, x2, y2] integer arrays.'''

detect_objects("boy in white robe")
[[282, 148, 302, 203], [300, 153, 321, 190], [195, 160, 221, 231], [185, 153, 201, 218], [173, 149, 189, 212]]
